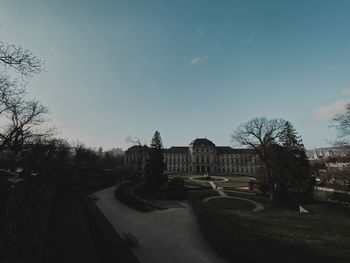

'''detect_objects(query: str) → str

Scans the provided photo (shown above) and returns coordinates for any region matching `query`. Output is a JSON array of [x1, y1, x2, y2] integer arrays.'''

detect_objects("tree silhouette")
[[145, 131, 166, 193], [232, 118, 313, 201], [0, 40, 49, 153]]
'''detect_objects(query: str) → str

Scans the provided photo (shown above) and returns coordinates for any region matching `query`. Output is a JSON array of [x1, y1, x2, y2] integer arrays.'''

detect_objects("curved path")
[[203, 196, 264, 212], [94, 186, 227, 263]]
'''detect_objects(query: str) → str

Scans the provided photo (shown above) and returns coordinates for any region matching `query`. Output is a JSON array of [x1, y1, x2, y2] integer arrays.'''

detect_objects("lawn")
[[215, 176, 251, 189], [208, 197, 256, 210], [190, 191, 350, 263], [224, 190, 270, 204], [175, 174, 251, 189]]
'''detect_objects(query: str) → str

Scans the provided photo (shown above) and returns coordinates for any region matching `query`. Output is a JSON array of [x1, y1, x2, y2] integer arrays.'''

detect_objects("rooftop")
[[190, 138, 215, 146]]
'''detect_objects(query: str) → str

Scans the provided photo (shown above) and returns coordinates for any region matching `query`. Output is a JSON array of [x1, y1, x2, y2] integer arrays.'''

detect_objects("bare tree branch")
[[329, 103, 350, 147], [0, 100, 50, 152], [0, 41, 44, 77], [231, 117, 287, 201]]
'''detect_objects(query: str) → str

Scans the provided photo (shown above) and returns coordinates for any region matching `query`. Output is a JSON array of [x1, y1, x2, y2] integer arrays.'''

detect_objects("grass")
[[208, 197, 256, 210], [179, 175, 211, 187], [176, 174, 251, 189], [189, 191, 350, 263], [215, 176, 251, 189], [224, 191, 270, 204], [187, 190, 219, 201], [193, 176, 225, 182]]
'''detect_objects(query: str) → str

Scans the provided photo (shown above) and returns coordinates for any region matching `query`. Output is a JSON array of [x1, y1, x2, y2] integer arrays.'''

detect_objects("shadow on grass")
[[189, 192, 349, 263]]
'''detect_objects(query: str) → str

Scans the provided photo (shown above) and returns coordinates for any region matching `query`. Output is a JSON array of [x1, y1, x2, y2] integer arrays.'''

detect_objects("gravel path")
[[94, 186, 228, 263]]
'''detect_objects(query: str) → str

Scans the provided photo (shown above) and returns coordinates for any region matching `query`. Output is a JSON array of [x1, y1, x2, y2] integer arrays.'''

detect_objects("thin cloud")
[[189, 55, 208, 65], [311, 99, 350, 121], [341, 88, 350, 95]]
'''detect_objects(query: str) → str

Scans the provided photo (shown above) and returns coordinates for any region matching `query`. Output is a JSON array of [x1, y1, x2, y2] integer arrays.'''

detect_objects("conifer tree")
[[279, 122, 314, 193], [280, 121, 303, 149], [145, 131, 166, 193]]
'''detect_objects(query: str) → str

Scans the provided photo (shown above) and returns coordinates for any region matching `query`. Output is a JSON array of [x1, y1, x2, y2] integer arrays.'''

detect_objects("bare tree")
[[321, 166, 350, 189], [0, 41, 44, 76], [231, 117, 286, 201], [0, 100, 51, 152], [0, 41, 49, 153], [0, 74, 24, 115], [330, 103, 350, 146]]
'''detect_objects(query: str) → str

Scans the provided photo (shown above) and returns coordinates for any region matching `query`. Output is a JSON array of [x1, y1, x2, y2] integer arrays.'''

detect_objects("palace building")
[[125, 138, 259, 176]]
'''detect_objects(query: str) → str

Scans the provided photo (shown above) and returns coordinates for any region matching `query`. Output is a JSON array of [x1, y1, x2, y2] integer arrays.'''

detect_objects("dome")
[[190, 138, 215, 147]]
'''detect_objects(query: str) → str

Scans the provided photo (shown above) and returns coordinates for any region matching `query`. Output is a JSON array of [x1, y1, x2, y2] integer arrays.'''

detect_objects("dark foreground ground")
[[189, 191, 350, 263], [42, 185, 139, 263]]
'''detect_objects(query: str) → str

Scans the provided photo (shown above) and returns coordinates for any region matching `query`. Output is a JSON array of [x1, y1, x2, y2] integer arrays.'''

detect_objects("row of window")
[[163, 154, 254, 159], [165, 165, 255, 173], [126, 154, 257, 164], [165, 158, 254, 164], [194, 148, 212, 153]]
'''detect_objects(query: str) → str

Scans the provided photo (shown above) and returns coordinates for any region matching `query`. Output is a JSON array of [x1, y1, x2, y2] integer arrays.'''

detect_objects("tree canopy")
[[331, 103, 350, 146], [232, 117, 313, 201], [0, 41, 49, 153], [145, 131, 166, 193]]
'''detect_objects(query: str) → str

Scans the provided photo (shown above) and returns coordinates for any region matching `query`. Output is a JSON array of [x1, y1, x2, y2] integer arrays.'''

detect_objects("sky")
[[1, 0, 350, 150]]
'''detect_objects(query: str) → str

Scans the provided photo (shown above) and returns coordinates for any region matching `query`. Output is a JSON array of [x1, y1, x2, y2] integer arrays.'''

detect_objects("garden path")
[[94, 186, 228, 263]]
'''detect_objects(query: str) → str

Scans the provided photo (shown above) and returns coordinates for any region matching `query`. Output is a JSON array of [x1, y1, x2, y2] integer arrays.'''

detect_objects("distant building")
[[124, 145, 150, 172], [125, 138, 259, 176], [325, 162, 350, 170], [97, 147, 124, 157], [307, 147, 348, 161], [108, 148, 124, 156]]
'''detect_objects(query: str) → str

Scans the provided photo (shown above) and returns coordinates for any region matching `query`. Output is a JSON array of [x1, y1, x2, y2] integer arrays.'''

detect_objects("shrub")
[[166, 177, 186, 200], [115, 184, 153, 212]]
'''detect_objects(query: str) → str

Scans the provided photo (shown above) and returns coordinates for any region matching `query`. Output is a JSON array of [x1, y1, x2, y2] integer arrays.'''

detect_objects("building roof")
[[190, 138, 215, 146], [163, 147, 188, 154], [125, 140, 255, 155], [306, 147, 350, 159], [125, 145, 149, 153], [216, 146, 254, 154]]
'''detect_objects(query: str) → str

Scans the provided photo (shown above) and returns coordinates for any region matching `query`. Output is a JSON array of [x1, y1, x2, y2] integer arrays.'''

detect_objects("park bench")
[[122, 232, 138, 246]]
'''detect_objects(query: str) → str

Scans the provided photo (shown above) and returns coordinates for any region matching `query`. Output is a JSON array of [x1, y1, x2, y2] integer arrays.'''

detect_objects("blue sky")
[[1, 0, 350, 150]]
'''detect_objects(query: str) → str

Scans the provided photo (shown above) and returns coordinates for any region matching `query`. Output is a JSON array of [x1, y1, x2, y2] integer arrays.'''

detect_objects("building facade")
[[125, 138, 259, 176]]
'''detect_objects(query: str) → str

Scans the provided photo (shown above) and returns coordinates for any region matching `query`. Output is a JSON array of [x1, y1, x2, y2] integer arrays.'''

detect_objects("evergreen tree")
[[279, 122, 314, 193], [280, 121, 303, 149], [145, 131, 166, 193]]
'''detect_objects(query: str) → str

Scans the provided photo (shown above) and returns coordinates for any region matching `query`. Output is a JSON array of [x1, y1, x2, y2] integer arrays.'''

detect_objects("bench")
[[122, 232, 138, 246]]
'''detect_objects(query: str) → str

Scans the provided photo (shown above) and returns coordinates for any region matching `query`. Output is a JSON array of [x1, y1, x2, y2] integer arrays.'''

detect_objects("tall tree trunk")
[[268, 182, 276, 202]]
